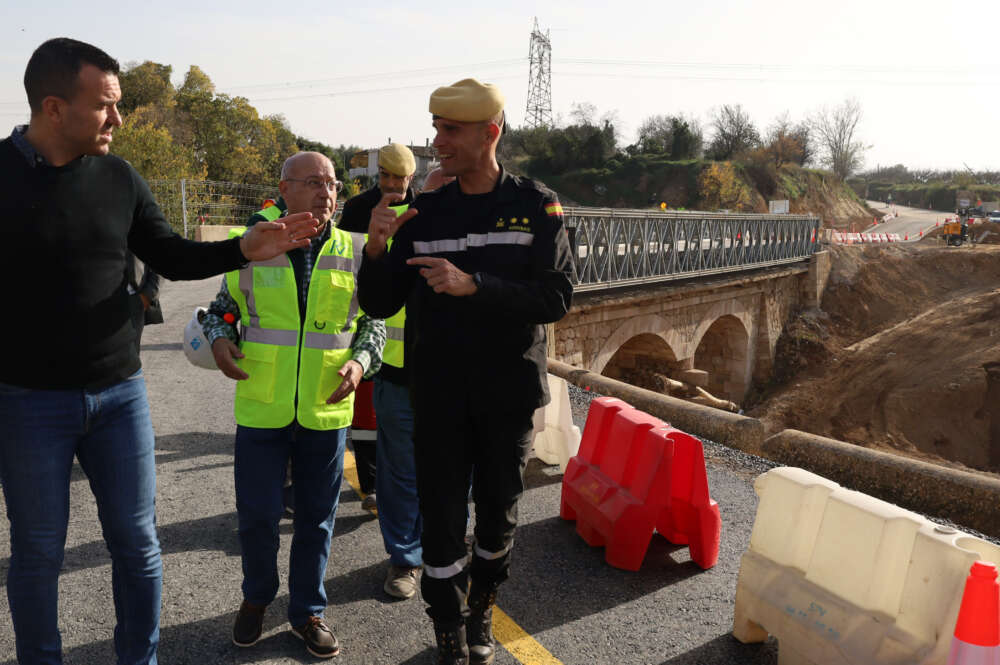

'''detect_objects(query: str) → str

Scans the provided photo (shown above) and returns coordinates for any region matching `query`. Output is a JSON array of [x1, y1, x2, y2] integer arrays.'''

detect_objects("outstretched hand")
[[365, 193, 418, 259], [239, 212, 320, 262]]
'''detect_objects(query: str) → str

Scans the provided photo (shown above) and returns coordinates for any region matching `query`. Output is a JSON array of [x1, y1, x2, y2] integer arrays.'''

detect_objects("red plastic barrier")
[[351, 379, 377, 430], [560, 398, 721, 571]]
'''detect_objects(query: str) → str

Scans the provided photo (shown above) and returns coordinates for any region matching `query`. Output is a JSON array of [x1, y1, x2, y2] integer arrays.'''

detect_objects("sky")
[[1, 0, 997, 173]]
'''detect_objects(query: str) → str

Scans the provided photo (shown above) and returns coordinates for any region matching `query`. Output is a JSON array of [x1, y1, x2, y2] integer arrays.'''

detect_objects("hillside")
[[525, 158, 875, 229], [749, 241, 1000, 474]]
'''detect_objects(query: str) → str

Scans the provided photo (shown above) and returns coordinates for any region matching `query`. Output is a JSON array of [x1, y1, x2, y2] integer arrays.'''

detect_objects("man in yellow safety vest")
[[200, 151, 385, 659]]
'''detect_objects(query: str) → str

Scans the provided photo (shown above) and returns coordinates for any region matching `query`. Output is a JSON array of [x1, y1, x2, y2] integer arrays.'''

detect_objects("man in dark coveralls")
[[357, 78, 574, 665]]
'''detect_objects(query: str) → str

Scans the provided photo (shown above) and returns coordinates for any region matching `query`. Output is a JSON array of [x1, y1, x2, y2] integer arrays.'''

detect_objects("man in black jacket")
[[358, 79, 574, 665], [340, 143, 426, 600], [338, 143, 418, 516], [0, 38, 318, 665]]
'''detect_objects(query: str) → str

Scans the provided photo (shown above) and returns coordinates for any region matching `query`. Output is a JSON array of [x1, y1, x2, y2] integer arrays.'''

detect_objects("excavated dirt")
[[748, 241, 1000, 473]]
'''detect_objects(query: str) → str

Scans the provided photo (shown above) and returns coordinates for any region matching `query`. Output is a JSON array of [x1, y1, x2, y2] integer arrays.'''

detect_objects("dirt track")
[[748, 240, 1000, 474]]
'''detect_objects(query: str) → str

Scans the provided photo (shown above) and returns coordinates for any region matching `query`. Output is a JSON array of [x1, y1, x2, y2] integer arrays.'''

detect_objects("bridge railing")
[[563, 207, 821, 292]]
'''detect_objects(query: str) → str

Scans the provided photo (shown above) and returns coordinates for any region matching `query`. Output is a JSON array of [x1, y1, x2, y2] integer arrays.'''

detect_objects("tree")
[[633, 114, 703, 159], [811, 99, 868, 180], [763, 113, 811, 168], [118, 61, 174, 115], [636, 115, 672, 154], [111, 115, 202, 181], [706, 104, 760, 160], [698, 162, 752, 211]]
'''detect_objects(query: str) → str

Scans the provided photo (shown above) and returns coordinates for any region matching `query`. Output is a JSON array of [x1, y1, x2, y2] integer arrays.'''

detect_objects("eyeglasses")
[[285, 177, 343, 192]]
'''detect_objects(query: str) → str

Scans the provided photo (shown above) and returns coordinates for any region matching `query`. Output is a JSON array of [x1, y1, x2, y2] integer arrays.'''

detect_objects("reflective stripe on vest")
[[382, 204, 408, 369], [224, 222, 365, 430]]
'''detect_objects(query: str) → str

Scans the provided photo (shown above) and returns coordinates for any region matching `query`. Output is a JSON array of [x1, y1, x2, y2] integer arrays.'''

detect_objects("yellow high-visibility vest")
[[225, 222, 366, 430]]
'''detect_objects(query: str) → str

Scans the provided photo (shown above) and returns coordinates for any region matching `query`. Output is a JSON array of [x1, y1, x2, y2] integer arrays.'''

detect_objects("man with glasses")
[[338, 143, 425, 602], [201, 151, 385, 659]]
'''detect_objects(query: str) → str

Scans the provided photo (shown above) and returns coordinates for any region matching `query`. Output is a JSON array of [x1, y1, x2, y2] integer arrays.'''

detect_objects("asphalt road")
[[0, 275, 780, 665], [864, 200, 954, 239]]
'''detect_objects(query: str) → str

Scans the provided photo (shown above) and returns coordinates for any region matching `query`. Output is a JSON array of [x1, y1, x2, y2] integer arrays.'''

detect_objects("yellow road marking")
[[341, 448, 563, 665], [493, 607, 563, 665]]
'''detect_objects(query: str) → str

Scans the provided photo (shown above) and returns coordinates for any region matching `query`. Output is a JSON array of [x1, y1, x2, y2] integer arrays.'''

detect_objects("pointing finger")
[[406, 256, 444, 268]]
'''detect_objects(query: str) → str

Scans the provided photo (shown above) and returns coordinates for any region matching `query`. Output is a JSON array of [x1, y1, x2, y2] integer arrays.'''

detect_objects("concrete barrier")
[[195, 224, 243, 242], [546, 359, 1000, 538], [761, 430, 1000, 539], [532, 373, 582, 472], [734, 466, 1000, 665]]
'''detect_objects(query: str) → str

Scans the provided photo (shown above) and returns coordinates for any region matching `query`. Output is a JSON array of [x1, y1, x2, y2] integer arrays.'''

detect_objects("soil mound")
[[749, 242, 1000, 473]]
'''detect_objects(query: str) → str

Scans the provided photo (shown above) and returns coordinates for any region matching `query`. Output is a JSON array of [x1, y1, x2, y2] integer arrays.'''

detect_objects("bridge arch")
[[600, 332, 683, 387], [692, 312, 752, 403], [591, 314, 684, 376]]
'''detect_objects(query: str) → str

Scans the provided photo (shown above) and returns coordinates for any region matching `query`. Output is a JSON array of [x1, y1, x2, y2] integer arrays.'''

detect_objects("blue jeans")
[[0, 370, 161, 665], [234, 423, 345, 626], [373, 376, 422, 567]]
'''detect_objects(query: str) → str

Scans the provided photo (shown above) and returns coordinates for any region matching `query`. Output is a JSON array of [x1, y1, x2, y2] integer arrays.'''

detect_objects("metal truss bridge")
[[563, 207, 821, 293]]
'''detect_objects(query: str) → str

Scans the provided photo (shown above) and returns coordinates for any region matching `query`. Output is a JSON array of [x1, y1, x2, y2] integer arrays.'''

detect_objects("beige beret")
[[429, 78, 505, 122], [378, 143, 416, 177]]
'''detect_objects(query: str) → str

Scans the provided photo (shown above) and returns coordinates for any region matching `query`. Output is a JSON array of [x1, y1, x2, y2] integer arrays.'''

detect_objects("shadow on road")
[[658, 632, 778, 664], [501, 516, 705, 632], [0, 484, 368, 587]]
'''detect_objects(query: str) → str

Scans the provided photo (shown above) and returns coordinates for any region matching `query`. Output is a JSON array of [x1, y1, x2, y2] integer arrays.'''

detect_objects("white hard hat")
[[183, 307, 218, 370]]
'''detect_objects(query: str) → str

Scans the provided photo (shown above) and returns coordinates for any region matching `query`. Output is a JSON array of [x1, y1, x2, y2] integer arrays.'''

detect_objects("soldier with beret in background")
[[358, 79, 574, 664], [338, 144, 425, 602]]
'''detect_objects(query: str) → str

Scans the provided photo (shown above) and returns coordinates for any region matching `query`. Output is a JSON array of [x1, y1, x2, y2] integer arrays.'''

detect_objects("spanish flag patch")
[[545, 202, 564, 217]]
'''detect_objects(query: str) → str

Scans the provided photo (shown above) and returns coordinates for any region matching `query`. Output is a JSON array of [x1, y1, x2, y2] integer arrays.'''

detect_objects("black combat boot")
[[434, 623, 469, 665], [466, 586, 497, 665]]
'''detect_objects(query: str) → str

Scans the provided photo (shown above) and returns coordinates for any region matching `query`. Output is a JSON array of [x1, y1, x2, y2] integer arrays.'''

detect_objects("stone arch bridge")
[[551, 207, 830, 405]]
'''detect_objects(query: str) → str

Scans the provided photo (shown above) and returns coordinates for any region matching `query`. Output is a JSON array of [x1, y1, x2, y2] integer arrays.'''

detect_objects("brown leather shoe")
[[232, 600, 267, 647], [291, 615, 340, 659]]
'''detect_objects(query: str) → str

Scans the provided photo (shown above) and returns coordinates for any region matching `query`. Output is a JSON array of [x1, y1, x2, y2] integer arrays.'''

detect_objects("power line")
[[247, 74, 523, 104], [221, 58, 526, 93], [554, 57, 998, 75], [552, 70, 997, 87]]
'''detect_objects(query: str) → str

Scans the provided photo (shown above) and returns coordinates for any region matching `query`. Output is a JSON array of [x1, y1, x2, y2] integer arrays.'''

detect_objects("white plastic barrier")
[[733, 467, 1000, 665], [531, 374, 581, 472]]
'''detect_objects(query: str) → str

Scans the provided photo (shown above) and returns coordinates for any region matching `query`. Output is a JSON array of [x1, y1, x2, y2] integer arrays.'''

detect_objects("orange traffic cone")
[[905, 234, 909, 241], [948, 561, 1000, 664]]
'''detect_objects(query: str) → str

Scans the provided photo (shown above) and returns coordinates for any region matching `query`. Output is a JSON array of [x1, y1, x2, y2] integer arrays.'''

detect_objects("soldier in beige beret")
[[338, 142, 425, 604], [358, 79, 574, 665]]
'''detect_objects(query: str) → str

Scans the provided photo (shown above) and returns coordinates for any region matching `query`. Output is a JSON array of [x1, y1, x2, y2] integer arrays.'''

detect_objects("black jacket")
[[358, 166, 573, 413], [338, 185, 417, 234], [0, 138, 246, 389], [339, 185, 417, 385]]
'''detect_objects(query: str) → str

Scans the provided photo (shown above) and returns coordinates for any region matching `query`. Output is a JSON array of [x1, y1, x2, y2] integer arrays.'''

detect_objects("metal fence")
[[563, 207, 821, 292], [147, 179, 281, 238]]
